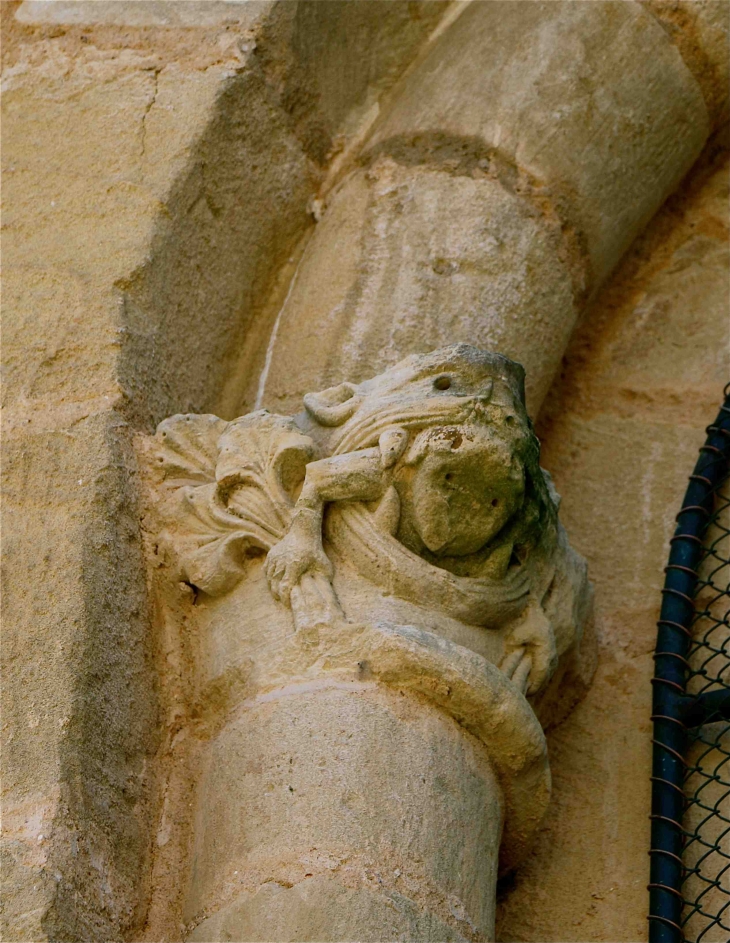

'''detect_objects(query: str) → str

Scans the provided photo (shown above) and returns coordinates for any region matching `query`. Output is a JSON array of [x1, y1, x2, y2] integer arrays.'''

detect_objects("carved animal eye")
[[491, 498, 499, 507], [445, 473, 453, 482], [434, 376, 451, 391], [505, 415, 514, 425]]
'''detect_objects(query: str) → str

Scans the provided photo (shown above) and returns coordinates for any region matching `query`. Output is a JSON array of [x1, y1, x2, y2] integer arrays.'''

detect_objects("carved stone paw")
[[501, 604, 558, 696], [265, 535, 334, 604]]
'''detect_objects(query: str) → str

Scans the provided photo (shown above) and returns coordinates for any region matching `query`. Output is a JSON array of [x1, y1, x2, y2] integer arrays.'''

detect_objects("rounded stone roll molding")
[[148, 345, 591, 941]]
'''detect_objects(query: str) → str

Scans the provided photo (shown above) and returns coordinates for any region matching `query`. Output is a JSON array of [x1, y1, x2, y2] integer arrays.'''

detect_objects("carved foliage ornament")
[[154, 345, 588, 696]]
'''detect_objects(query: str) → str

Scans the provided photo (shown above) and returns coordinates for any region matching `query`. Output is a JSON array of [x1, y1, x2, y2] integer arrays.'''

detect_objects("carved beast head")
[[305, 344, 554, 575]]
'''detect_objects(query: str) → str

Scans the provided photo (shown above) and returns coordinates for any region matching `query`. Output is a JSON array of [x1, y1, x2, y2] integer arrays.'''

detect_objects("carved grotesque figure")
[[154, 345, 588, 697]]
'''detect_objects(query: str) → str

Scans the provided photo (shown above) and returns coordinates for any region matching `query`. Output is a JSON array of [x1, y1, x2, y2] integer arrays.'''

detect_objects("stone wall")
[[497, 135, 730, 943], [1, 4, 448, 939], [2, 2, 728, 941]]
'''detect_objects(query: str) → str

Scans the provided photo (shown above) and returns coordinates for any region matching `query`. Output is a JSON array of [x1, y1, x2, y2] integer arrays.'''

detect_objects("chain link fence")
[[650, 389, 730, 943], [681, 450, 730, 941]]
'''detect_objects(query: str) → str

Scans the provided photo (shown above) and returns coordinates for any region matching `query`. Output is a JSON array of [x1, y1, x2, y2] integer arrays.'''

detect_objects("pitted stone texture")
[[154, 346, 588, 702], [367, 0, 708, 292], [148, 345, 584, 941], [254, 162, 576, 416], [1, 22, 312, 934], [184, 684, 501, 941], [15, 1, 273, 28], [4, 2, 725, 940], [188, 876, 468, 943], [495, 152, 729, 943], [643, 0, 730, 127], [1, 5, 450, 939], [250, 0, 710, 422], [561, 146, 730, 415], [1, 410, 158, 943]]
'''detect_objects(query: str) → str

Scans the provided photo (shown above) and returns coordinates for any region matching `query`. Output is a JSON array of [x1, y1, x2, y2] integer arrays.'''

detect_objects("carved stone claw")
[[512, 652, 533, 694], [500, 647, 533, 695], [496, 565, 531, 602], [500, 648, 525, 680], [502, 604, 558, 696], [265, 534, 333, 604], [290, 571, 345, 634]]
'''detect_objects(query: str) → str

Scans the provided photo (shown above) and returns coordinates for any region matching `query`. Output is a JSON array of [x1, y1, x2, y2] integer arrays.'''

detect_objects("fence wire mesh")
[[649, 392, 730, 943], [681, 461, 730, 942]]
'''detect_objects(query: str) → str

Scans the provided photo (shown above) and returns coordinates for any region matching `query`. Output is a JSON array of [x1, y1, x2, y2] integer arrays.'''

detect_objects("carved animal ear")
[[303, 382, 360, 427]]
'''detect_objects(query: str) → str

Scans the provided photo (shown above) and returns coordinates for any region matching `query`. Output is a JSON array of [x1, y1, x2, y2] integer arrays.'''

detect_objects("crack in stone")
[[140, 67, 161, 159]]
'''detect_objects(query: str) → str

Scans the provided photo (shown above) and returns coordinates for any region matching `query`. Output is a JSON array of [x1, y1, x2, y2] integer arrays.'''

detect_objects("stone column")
[[149, 346, 590, 941], [5, 1, 726, 940], [250, 0, 710, 416], [141, 6, 723, 939], [182, 621, 548, 942]]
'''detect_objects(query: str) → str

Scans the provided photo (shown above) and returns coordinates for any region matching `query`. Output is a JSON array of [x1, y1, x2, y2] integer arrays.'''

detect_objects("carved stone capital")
[[153, 344, 588, 699], [147, 345, 591, 941]]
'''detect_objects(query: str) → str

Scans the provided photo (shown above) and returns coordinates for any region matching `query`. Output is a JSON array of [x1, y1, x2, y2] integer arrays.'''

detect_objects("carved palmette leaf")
[[155, 413, 226, 483], [216, 411, 315, 522], [162, 483, 268, 596], [154, 411, 315, 595]]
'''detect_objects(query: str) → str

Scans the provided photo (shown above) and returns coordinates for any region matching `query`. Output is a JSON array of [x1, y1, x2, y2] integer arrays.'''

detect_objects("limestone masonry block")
[[1, 4, 448, 939], [2, 1, 725, 940]]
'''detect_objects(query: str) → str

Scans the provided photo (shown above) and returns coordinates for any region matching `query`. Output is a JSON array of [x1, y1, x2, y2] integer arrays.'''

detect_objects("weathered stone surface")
[[555, 155, 729, 418], [1, 18, 309, 933], [251, 0, 712, 423], [368, 0, 709, 291], [1, 410, 158, 941], [251, 0, 450, 167], [189, 874, 468, 943], [1, 5, 449, 939], [144, 346, 588, 939], [3, 2, 727, 940], [643, 0, 730, 127], [154, 346, 589, 696], [15, 1, 272, 28], [186, 686, 501, 941], [251, 162, 577, 416], [496, 151, 729, 943]]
